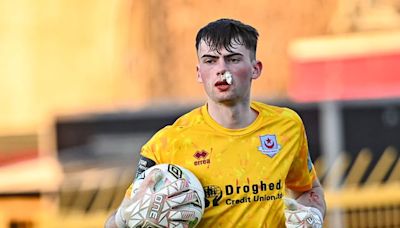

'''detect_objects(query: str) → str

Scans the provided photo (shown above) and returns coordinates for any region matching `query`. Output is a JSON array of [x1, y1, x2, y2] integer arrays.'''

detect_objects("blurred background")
[[0, 0, 400, 227]]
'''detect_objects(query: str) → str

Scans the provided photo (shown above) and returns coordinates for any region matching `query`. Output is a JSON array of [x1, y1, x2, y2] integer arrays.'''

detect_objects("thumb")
[[283, 197, 301, 211], [143, 168, 163, 191], [129, 169, 163, 202]]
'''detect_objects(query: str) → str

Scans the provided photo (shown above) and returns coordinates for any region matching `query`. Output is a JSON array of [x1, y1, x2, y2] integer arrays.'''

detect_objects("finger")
[[157, 178, 189, 196], [167, 190, 200, 208], [168, 221, 189, 228], [283, 197, 300, 211], [168, 209, 197, 222]]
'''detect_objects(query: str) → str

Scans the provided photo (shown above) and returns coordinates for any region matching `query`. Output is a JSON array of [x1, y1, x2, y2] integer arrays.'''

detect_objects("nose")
[[216, 59, 228, 76]]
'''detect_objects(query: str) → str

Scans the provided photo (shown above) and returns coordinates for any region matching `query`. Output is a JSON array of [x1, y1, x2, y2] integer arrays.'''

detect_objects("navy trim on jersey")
[[135, 156, 156, 179]]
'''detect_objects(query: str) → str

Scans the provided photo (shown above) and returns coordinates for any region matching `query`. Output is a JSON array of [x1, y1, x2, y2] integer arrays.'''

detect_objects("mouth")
[[215, 80, 230, 91], [215, 80, 229, 86]]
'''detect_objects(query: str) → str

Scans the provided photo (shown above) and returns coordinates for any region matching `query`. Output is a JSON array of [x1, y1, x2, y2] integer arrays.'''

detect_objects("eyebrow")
[[200, 53, 243, 59], [201, 54, 218, 59]]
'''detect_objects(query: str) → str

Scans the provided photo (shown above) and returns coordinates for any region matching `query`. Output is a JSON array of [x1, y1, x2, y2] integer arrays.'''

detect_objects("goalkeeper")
[[106, 18, 326, 228]]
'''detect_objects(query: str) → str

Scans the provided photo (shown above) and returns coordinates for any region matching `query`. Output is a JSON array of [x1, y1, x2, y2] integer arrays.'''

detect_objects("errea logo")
[[193, 150, 210, 166]]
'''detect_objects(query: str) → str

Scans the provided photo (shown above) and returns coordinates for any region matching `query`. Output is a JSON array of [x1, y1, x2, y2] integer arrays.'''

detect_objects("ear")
[[196, 65, 203, 83], [251, 60, 262, 80]]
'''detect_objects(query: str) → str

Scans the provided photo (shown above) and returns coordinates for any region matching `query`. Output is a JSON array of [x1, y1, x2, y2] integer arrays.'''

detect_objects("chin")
[[212, 97, 238, 106]]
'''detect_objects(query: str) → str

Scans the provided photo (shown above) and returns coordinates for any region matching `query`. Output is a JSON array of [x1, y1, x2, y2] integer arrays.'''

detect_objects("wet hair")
[[195, 18, 259, 59]]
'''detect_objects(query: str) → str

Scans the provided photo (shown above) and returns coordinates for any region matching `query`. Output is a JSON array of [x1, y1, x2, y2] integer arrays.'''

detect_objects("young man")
[[106, 18, 326, 228]]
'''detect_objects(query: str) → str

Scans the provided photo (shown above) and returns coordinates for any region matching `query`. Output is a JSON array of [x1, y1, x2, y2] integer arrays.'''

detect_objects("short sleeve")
[[285, 121, 317, 192], [140, 143, 160, 164]]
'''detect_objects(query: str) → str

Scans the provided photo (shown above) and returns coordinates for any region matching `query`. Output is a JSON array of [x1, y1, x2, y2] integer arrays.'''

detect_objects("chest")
[[166, 130, 300, 188]]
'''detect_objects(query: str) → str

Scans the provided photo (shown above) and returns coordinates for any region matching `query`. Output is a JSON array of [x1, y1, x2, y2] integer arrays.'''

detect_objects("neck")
[[207, 100, 258, 129]]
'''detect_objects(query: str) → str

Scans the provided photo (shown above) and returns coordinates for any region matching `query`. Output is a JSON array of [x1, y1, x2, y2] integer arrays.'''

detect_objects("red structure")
[[288, 32, 400, 102]]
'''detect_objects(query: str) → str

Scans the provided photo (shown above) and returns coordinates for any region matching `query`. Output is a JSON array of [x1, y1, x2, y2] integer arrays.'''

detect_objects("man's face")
[[196, 39, 262, 105]]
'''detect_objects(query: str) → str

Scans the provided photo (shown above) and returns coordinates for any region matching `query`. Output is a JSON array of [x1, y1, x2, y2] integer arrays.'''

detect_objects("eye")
[[228, 58, 240, 63], [204, 59, 216, 64]]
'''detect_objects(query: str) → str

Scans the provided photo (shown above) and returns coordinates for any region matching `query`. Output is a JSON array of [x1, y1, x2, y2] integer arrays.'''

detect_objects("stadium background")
[[0, 0, 400, 227]]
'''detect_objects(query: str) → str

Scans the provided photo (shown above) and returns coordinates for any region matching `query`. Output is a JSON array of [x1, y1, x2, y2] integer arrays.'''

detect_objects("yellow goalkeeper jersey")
[[134, 101, 317, 228]]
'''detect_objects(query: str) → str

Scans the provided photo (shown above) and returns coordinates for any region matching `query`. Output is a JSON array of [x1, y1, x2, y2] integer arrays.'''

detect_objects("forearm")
[[294, 185, 326, 217]]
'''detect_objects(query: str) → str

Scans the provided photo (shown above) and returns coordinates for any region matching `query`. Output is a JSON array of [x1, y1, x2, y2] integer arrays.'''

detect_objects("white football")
[[131, 164, 205, 227]]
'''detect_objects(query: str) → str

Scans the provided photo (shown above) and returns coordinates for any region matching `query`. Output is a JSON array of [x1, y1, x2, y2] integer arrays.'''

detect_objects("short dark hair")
[[195, 18, 259, 59]]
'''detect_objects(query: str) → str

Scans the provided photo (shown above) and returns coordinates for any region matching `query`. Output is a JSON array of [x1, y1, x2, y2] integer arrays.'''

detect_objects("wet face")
[[196, 39, 262, 105]]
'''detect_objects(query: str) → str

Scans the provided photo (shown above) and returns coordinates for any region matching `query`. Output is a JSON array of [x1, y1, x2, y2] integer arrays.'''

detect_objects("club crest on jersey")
[[258, 134, 281, 158]]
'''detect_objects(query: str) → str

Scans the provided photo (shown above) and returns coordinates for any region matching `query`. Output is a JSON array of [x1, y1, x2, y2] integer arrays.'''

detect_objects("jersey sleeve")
[[140, 143, 160, 164], [124, 127, 170, 198], [285, 117, 317, 192], [139, 125, 175, 163]]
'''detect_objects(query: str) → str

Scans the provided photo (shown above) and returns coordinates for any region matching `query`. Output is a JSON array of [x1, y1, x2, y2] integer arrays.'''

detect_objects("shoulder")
[[172, 106, 204, 128], [144, 106, 204, 145], [252, 101, 304, 126]]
